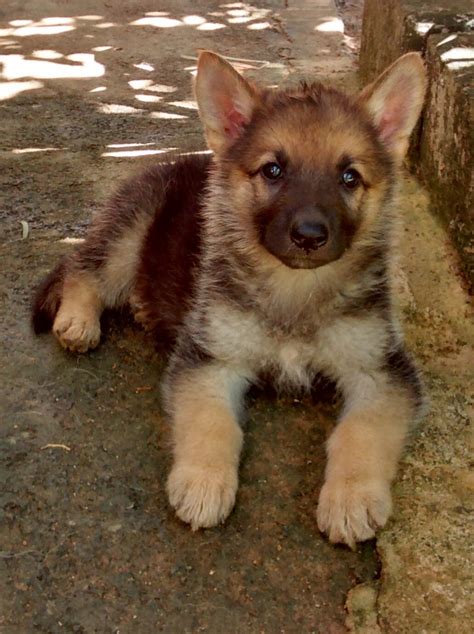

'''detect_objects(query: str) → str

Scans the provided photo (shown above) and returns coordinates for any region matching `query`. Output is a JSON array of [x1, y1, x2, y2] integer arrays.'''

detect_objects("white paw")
[[316, 478, 392, 548], [167, 463, 238, 530], [53, 311, 101, 353]]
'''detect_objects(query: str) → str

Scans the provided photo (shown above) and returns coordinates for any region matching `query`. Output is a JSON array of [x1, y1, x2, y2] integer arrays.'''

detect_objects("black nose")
[[290, 221, 328, 251]]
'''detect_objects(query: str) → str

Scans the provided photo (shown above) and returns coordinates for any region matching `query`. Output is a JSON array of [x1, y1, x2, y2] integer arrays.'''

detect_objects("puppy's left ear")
[[195, 51, 259, 155], [358, 53, 427, 162]]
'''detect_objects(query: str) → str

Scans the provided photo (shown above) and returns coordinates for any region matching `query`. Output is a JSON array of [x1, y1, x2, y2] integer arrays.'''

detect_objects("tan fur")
[[317, 384, 412, 548], [53, 273, 103, 352], [166, 365, 246, 528], [100, 215, 152, 308], [53, 216, 152, 352]]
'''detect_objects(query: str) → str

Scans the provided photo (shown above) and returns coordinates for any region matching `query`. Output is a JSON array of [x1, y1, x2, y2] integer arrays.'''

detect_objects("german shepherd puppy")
[[32, 51, 427, 547]]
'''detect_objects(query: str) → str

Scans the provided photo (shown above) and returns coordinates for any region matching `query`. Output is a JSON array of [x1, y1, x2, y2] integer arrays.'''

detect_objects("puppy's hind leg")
[[34, 209, 152, 353], [32, 257, 104, 353], [52, 270, 103, 353], [53, 217, 148, 353]]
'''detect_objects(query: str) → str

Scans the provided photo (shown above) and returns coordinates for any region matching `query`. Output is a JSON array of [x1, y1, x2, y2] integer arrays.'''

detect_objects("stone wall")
[[360, 0, 474, 285]]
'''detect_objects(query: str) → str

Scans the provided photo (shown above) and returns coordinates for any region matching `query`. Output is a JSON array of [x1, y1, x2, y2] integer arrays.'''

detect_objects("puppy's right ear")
[[195, 51, 259, 155]]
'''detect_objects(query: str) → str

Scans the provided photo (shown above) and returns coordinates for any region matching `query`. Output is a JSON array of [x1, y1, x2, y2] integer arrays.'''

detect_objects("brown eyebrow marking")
[[337, 154, 353, 171], [275, 149, 289, 168]]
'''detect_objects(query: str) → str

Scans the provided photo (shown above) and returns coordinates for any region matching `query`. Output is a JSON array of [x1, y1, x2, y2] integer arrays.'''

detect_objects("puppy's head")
[[195, 51, 426, 270]]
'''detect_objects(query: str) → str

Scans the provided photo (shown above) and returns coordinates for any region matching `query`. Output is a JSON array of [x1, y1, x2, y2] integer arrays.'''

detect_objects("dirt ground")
[[1, 1, 472, 633]]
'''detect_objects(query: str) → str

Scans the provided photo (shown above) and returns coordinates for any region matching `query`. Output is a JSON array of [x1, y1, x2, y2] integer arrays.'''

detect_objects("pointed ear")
[[358, 53, 427, 162], [195, 51, 259, 155]]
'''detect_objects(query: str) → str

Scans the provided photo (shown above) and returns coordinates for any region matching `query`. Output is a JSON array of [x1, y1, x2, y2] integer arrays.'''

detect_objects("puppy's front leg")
[[165, 362, 248, 530], [317, 349, 423, 548]]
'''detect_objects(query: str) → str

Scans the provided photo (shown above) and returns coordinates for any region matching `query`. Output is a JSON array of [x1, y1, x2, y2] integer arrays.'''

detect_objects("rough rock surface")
[[420, 31, 474, 284], [359, 0, 473, 285], [359, 0, 474, 82]]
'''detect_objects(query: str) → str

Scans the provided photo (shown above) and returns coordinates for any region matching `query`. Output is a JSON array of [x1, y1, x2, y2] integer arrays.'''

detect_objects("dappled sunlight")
[[144, 12, 170, 17], [135, 94, 162, 103], [0, 3, 286, 155], [178, 149, 212, 156], [169, 100, 198, 110], [30, 17, 74, 25], [0, 53, 104, 79], [101, 142, 178, 159], [11, 147, 60, 154], [228, 16, 253, 24], [225, 5, 270, 24], [134, 62, 154, 72], [146, 83, 177, 93], [128, 80, 178, 106], [315, 17, 344, 33], [440, 45, 474, 69], [0, 146, 64, 157], [1, 17, 76, 37], [95, 22, 117, 29], [437, 34, 457, 48], [102, 142, 177, 158], [197, 22, 226, 31], [131, 15, 227, 31], [415, 21, 434, 35], [0, 79, 42, 100], [98, 103, 144, 114], [107, 142, 156, 148], [32, 49, 63, 59], [103, 149, 173, 158], [76, 16, 103, 21], [447, 60, 474, 69], [129, 79, 153, 89], [182, 16, 206, 26], [248, 22, 270, 31], [227, 9, 249, 18], [131, 17, 182, 28], [150, 111, 187, 120], [60, 237, 85, 244], [130, 81, 177, 93], [441, 46, 474, 61], [9, 20, 33, 27]]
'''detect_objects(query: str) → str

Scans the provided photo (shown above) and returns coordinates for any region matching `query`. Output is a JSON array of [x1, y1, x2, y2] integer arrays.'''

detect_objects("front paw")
[[316, 478, 392, 548], [167, 463, 238, 530]]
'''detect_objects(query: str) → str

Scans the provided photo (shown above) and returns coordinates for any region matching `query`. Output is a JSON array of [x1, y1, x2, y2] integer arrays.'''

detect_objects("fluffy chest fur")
[[201, 287, 391, 392]]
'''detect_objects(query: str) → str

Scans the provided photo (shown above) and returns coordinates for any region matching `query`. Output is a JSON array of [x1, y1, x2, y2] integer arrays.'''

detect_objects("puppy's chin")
[[276, 255, 329, 270], [264, 244, 346, 270]]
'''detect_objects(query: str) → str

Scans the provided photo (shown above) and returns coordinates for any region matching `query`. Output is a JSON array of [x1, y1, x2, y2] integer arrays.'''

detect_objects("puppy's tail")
[[31, 258, 67, 334]]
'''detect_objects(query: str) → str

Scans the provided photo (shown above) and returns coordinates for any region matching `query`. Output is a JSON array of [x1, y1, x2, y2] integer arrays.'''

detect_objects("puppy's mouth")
[[275, 253, 331, 270]]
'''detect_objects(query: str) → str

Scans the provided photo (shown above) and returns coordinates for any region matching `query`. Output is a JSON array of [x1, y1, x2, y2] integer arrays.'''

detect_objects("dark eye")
[[261, 162, 283, 181], [341, 168, 361, 190]]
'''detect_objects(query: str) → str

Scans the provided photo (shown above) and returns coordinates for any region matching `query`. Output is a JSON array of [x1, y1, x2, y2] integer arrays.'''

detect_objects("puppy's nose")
[[290, 221, 328, 251]]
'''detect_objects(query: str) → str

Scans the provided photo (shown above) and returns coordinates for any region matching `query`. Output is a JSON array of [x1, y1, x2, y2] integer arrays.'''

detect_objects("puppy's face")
[[224, 92, 392, 269], [195, 52, 426, 270]]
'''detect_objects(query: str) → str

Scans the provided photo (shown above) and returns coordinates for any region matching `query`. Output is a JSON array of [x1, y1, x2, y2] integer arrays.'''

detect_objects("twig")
[[41, 443, 71, 452]]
